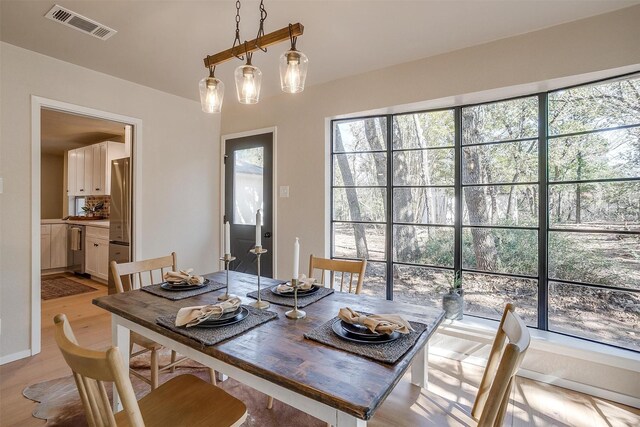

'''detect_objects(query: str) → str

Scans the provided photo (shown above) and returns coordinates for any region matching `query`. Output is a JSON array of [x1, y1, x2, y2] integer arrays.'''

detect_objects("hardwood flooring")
[[0, 277, 638, 426]]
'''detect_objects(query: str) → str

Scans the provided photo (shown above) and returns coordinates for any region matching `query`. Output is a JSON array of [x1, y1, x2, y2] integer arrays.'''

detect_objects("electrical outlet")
[[279, 186, 289, 198]]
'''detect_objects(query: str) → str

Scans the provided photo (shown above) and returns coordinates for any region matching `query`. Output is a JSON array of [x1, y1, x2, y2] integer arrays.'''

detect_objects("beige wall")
[[221, 6, 640, 279], [40, 153, 64, 219], [220, 7, 640, 403], [0, 42, 221, 359]]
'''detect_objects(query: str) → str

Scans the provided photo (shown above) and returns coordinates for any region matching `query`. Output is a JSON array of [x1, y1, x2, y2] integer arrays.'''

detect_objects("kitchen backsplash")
[[86, 195, 111, 217]]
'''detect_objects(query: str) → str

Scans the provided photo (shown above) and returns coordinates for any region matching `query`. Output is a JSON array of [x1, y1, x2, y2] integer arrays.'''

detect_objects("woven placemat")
[[246, 286, 334, 308], [304, 316, 432, 364], [141, 280, 226, 301], [156, 305, 278, 346]]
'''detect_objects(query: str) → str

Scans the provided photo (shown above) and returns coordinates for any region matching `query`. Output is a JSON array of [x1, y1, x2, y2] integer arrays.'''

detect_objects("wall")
[[0, 42, 221, 360], [40, 153, 64, 219], [220, 7, 640, 404]]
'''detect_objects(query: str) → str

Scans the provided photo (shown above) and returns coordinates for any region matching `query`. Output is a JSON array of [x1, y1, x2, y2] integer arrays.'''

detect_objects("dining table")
[[93, 270, 445, 426]]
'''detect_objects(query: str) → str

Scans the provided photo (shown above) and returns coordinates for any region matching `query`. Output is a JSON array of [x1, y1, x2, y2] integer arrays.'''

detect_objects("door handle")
[[264, 232, 271, 238], [94, 243, 99, 247]]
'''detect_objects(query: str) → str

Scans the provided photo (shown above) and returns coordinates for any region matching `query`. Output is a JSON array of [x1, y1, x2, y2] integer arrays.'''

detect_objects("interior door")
[[225, 132, 273, 277]]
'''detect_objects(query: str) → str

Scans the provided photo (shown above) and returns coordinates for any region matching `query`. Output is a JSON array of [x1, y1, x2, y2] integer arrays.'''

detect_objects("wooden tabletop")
[[93, 270, 445, 420]]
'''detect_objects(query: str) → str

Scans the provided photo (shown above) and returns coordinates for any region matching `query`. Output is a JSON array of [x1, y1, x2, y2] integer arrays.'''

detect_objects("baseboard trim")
[[0, 349, 31, 365], [430, 346, 640, 409]]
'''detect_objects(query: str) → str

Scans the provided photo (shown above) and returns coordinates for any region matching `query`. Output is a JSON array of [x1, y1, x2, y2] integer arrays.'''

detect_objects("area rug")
[[23, 349, 325, 426], [41, 277, 99, 300]]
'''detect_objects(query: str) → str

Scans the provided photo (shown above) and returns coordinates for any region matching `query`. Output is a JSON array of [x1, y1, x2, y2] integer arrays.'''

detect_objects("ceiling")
[[2, 1, 639, 105], [41, 109, 125, 155]]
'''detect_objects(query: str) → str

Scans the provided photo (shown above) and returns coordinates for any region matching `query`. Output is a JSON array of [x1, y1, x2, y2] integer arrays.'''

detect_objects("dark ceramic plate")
[[160, 278, 210, 291], [270, 284, 320, 297], [196, 307, 249, 328], [340, 320, 388, 339], [199, 307, 242, 323], [331, 320, 400, 344]]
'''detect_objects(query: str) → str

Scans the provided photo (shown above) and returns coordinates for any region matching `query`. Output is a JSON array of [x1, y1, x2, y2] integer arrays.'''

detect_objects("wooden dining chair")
[[110, 252, 215, 389], [308, 255, 367, 294], [369, 303, 531, 427], [53, 313, 247, 427]]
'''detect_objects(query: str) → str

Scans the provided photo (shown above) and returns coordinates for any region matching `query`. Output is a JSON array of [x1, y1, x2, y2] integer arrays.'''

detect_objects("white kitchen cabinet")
[[41, 223, 67, 270], [41, 225, 51, 270], [85, 226, 109, 281], [75, 147, 86, 195], [68, 150, 77, 195], [83, 144, 93, 195], [67, 141, 126, 196], [92, 143, 107, 194], [50, 224, 68, 269]]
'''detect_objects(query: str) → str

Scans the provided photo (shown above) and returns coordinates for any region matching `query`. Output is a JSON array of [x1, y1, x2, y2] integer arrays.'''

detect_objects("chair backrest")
[[308, 255, 367, 294], [471, 303, 531, 427], [53, 314, 145, 427], [110, 252, 177, 293]]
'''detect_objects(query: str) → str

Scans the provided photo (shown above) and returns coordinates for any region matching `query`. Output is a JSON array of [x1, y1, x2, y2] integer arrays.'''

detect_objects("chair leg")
[[150, 348, 159, 390], [267, 396, 274, 409], [170, 350, 177, 373], [208, 368, 217, 386]]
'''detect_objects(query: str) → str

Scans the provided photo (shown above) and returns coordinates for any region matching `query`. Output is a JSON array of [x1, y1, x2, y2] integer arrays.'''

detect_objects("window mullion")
[[454, 107, 462, 276], [538, 93, 549, 331], [386, 114, 394, 301]]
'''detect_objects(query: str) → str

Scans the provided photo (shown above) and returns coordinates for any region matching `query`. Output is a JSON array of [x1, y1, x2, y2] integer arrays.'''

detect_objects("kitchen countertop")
[[41, 218, 110, 229]]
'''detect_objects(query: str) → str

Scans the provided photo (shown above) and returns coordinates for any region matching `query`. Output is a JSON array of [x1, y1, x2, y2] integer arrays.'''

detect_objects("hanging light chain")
[[231, 0, 244, 60], [254, 0, 268, 52], [288, 23, 298, 50], [244, 41, 254, 65]]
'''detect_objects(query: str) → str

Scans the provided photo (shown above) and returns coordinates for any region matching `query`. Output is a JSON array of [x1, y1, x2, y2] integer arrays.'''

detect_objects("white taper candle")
[[256, 209, 262, 248], [224, 221, 231, 256], [293, 237, 300, 279]]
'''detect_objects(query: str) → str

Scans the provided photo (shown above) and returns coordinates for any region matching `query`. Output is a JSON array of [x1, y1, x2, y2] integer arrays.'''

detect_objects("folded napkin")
[[175, 297, 242, 327], [276, 274, 316, 293], [163, 268, 205, 286], [338, 307, 414, 335]]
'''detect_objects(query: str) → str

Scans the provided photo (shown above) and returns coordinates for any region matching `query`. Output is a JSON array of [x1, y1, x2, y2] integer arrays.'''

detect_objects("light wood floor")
[[0, 277, 638, 426]]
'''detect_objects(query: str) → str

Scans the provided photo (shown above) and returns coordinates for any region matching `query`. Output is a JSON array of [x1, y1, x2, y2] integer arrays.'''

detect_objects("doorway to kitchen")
[[31, 97, 142, 356], [222, 128, 277, 277]]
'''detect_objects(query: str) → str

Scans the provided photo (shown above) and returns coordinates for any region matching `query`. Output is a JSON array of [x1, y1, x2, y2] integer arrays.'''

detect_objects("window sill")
[[437, 316, 639, 372]]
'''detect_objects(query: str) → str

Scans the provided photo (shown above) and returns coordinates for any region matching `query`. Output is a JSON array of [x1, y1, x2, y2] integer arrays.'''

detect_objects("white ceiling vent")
[[45, 5, 117, 40]]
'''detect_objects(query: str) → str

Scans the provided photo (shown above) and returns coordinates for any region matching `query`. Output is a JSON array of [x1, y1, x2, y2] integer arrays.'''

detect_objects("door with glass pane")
[[224, 132, 273, 277]]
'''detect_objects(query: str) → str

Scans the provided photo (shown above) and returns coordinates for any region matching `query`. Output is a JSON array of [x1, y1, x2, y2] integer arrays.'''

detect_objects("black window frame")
[[330, 72, 640, 352]]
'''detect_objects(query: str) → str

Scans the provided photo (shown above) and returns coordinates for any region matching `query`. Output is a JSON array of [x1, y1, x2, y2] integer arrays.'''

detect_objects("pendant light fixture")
[[279, 24, 308, 94], [199, 66, 225, 113], [235, 44, 262, 104], [200, 0, 306, 113]]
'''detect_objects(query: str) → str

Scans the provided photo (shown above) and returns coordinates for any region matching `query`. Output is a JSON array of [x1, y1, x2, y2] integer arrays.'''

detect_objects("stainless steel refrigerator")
[[108, 157, 131, 294]]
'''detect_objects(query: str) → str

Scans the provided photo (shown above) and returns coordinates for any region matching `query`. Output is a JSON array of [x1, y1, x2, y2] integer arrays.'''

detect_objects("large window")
[[330, 74, 640, 351]]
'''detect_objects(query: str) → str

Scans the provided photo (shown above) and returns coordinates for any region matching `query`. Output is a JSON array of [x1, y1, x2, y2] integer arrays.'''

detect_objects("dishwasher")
[[67, 224, 86, 274]]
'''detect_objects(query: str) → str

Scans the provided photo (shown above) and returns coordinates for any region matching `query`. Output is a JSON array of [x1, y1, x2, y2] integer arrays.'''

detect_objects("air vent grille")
[[52, 9, 71, 22], [45, 5, 117, 40], [93, 27, 111, 38]]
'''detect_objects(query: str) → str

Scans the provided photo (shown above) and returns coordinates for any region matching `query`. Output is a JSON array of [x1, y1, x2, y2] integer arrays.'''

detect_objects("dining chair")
[[53, 313, 247, 427], [110, 252, 216, 389], [308, 255, 367, 294], [369, 303, 531, 427]]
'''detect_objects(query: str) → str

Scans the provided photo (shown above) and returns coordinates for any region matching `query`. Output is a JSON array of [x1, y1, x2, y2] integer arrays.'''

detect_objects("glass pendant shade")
[[235, 64, 262, 104], [199, 76, 225, 113], [279, 49, 308, 94]]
